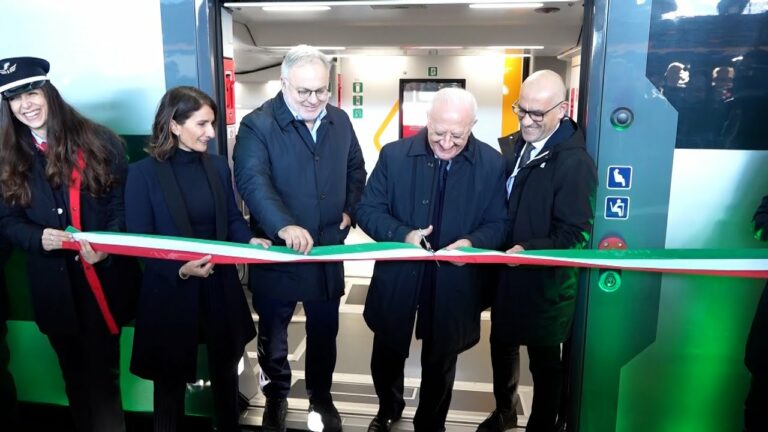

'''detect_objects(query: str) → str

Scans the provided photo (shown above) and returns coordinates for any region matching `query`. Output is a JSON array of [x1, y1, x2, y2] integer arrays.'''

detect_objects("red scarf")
[[68, 150, 119, 335]]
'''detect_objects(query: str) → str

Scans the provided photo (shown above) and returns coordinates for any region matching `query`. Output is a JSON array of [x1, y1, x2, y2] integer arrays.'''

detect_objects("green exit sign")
[[353, 108, 363, 119], [428, 66, 438, 77]]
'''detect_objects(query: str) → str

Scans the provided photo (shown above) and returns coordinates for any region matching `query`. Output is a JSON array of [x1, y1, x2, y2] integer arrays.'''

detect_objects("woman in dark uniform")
[[0, 56, 140, 432], [125, 86, 268, 432]]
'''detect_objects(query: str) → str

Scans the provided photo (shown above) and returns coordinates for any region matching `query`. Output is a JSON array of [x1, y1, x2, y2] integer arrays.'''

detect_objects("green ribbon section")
[[520, 247, 768, 260]]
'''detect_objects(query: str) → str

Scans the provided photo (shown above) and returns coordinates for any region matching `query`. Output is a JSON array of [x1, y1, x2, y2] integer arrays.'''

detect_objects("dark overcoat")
[[233, 92, 366, 302], [0, 136, 140, 335], [492, 118, 597, 346], [125, 153, 256, 381], [356, 129, 508, 358]]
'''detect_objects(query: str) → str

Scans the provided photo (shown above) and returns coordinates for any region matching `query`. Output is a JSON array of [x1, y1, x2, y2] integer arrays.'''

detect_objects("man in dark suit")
[[356, 87, 508, 432], [478, 70, 597, 432], [233, 44, 366, 432]]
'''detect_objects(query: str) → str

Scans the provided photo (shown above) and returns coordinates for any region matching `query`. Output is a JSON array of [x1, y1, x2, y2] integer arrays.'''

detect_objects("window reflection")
[[647, 0, 768, 149], [659, 0, 768, 19]]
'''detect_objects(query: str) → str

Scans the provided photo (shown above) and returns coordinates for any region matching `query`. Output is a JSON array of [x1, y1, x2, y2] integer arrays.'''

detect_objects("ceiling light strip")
[[262, 6, 331, 11], [468, 2, 544, 8], [226, 1, 574, 7]]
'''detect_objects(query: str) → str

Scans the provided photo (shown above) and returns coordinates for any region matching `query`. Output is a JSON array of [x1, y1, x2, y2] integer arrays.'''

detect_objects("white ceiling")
[[226, 1, 584, 73]]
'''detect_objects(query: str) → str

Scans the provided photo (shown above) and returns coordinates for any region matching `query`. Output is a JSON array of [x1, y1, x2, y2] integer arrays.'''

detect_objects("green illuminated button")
[[599, 270, 622, 292], [610, 107, 634, 130]]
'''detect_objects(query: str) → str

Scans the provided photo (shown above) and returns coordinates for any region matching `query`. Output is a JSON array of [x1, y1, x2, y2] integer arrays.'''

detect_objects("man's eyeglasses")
[[285, 80, 331, 101], [512, 100, 565, 122], [428, 127, 472, 145]]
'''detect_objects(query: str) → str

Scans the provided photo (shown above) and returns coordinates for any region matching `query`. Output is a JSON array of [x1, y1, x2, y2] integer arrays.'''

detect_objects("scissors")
[[418, 228, 439, 267]]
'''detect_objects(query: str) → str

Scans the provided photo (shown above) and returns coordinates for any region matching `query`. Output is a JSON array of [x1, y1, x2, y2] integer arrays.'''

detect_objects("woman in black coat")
[[125, 86, 269, 432], [0, 56, 140, 432]]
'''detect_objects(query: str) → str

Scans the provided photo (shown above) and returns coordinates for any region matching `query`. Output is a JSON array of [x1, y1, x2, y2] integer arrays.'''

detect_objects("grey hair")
[[429, 87, 478, 121], [280, 45, 332, 78]]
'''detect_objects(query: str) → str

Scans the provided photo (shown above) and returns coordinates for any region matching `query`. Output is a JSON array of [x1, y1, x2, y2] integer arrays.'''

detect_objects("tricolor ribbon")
[[62, 228, 768, 279]]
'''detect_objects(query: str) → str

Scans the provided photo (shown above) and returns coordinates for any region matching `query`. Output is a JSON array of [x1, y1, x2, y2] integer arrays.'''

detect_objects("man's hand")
[[278, 225, 314, 254], [444, 238, 472, 266], [249, 237, 272, 248], [339, 212, 351, 230], [405, 225, 433, 248], [444, 239, 472, 251], [505, 244, 525, 267]]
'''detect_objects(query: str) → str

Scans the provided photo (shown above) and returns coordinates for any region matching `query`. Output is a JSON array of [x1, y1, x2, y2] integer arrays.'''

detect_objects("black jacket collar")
[[498, 117, 582, 162]]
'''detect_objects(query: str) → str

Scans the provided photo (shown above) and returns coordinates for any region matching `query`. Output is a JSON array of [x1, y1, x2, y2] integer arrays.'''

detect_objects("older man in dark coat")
[[233, 45, 366, 432], [356, 87, 508, 432], [478, 70, 597, 432]]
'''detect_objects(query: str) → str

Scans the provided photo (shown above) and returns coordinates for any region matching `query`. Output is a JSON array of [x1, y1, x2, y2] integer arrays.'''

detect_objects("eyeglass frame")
[[511, 100, 566, 122], [283, 79, 331, 101], [427, 119, 477, 145]]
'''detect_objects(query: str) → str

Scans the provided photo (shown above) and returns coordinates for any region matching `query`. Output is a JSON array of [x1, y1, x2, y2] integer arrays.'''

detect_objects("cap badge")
[[0, 62, 17, 75]]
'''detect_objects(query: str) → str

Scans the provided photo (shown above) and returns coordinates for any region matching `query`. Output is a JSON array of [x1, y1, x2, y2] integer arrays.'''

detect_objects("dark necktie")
[[431, 160, 449, 243], [519, 142, 534, 168], [417, 158, 449, 340]]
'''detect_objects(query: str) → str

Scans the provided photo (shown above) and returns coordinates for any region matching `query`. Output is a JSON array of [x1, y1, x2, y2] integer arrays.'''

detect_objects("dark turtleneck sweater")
[[169, 149, 216, 240]]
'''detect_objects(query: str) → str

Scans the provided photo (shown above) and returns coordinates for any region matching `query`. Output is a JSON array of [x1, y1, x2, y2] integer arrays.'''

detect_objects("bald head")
[[516, 70, 568, 143], [521, 70, 567, 106]]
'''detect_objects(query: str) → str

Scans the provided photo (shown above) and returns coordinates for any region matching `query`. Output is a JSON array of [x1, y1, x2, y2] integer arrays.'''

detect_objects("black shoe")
[[476, 410, 517, 432], [308, 398, 342, 432], [263, 397, 288, 432], [367, 416, 395, 432]]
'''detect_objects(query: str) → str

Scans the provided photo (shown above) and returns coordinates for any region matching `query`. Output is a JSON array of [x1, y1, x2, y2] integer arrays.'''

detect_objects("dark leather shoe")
[[263, 397, 288, 432], [476, 410, 517, 432], [368, 416, 396, 432], [308, 398, 342, 432]]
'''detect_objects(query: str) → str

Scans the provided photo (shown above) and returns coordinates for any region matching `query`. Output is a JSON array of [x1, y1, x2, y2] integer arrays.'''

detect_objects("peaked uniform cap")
[[0, 57, 50, 98]]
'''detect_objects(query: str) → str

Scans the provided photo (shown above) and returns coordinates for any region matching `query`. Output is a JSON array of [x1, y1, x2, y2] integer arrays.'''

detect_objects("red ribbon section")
[[69, 151, 119, 335]]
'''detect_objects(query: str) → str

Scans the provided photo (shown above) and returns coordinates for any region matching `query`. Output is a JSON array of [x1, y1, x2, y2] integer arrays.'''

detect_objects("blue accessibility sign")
[[605, 196, 630, 220], [607, 166, 632, 190]]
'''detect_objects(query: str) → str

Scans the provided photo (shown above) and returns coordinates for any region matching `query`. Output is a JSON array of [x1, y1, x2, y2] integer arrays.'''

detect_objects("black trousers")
[[744, 374, 768, 432], [745, 283, 768, 431], [152, 343, 241, 432], [371, 334, 458, 432], [0, 316, 17, 429], [490, 341, 562, 432], [1, 256, 17, 428], [46, 332, 124, 432], [252, 295, 339, 401]]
